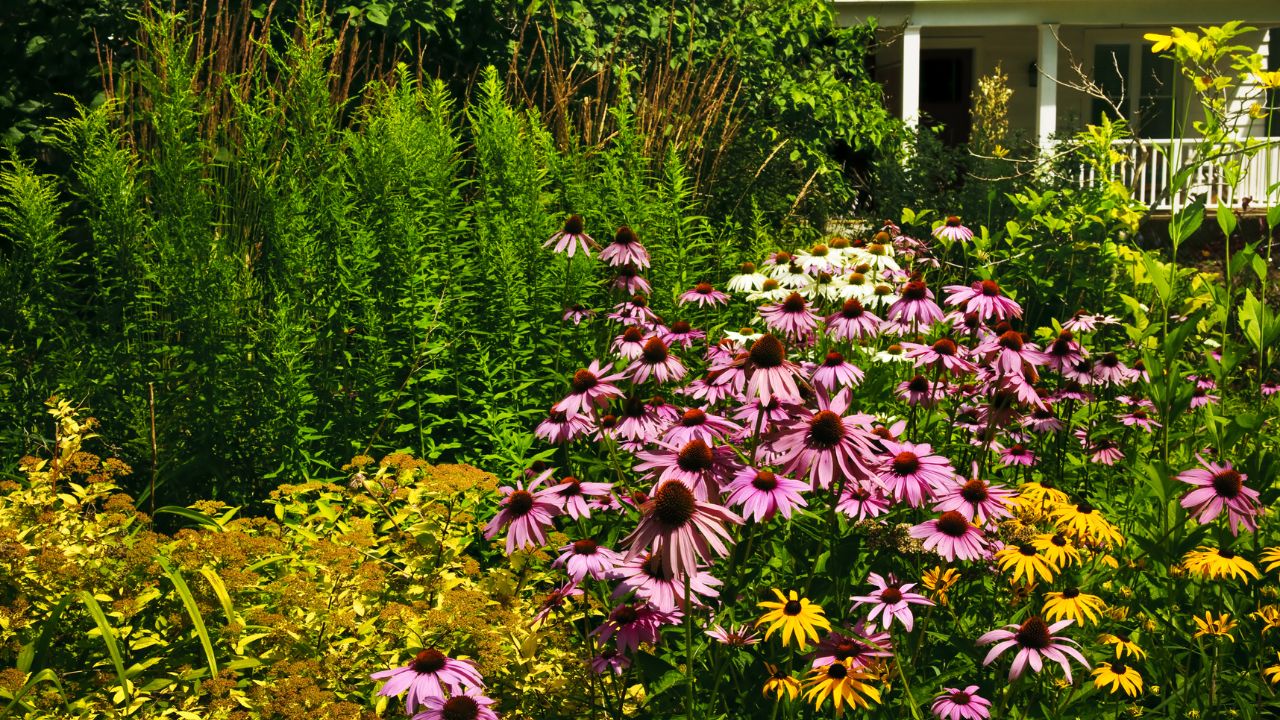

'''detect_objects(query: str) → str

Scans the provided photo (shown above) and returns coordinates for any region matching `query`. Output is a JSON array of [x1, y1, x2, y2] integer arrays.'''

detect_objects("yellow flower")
[[1093, 661, 1144, 697], [763, 662, 802, 701], [1032, 532, 1081, 568], [1143, 32, 1175, 54], [922, 565, 960, 606], [1264, 653, 1280, 685], [1260, 546, 1280, 573], [1098, 631, 1147, 659], [1044, 588, 1106, 626], [1015, 481, 1070, 508], [1192, 612, 1237, 641], [757, 589, 830, 648], [803, 659, 881, 714], [1051, 502, 1124, 547], [1254, 69, 1280, 90], [995, 543, 1059, 585], [1182, 547, 1260, 582], [1252, 605, 1280, 633]]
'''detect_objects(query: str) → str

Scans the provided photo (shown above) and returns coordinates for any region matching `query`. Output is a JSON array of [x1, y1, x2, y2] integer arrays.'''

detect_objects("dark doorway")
[[920, 49, 973, 145]]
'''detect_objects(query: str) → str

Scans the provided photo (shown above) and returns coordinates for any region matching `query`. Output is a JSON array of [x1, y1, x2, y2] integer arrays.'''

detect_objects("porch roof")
[[834, 1, 1280, 28]]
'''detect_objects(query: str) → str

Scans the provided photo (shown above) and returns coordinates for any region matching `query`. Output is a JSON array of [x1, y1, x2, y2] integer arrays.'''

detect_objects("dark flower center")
[[907, 375, 930, 393], [851, 487, 872, 501], [1101, 353, 1120, 368], [841, 299, 866, 318], [1050, 338, 1073, 356], [507, 490, 535, 516], [886, 344, 903, 355], [781, 293, 807, 313], [1051, 533, 1068, 547], [1009, 444, 1028, 456], [412, 649, 447, 674], [783, 599, 803, 615], [824, 351, 846, 367], [600, 414, 618, 428], [811, 244, 829, 256], [1220, 549, 1237, 560], [613, 605, 638, 625], [695, 282, 714, 295], [834, 640, 866, 660], [740, 262, 757, 273], [932, 338, 958, 356], [1211, 469, 1242, 498], [749, 334, 787, 368], [774, 251, 792, 264], [671, 320, 692, 334], [874, 284, 893, 296], [1131, 409, 1148, 420], [652, 481, 697, 528], [980, 280, 1000, 296], [1109, 662, 1129, 675], [441, 696, 480, 720], [959, 479, 989, 503], [997, 330, 1024, 351], [849, 272, 867, 284], [1076, 502, 1094, 514], [832, 237, 850, 249], [559, 477, 583, 496], [573, 539, 599, 555], [571, 369, 599, 393], [617, 264, 638, 278], [946, 216, 962, 227], [950, 691, 971, 705], [680, 408, 707, 426], [936, 511, 969, 537], [1015, 617, 1052, 649], [631, 294, 649, 308], [641, 337, 669, 364], [752, 470, 779, 491], [874, 231, 892, 243], [902, 281, 927, 301], [868, 243, 887, 256], [1017, 543, 1037, 556], [622, 327, 645, 343], [808, 410, 846, 449], [676, 439, 715, 472], [891, 452, 920, 476], [826, 662, 849, 679], [762, 278, 780, 291], [1062, 587, 1081, 599], [564, 214, 585, 235], [615, 226, 638, 245], [880, 587, 904, 604], [641, 554, 670, 579]]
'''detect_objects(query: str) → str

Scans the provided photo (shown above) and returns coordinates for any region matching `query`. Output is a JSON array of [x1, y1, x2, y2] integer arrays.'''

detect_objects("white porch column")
[[1036, 23, 1060, 149], [901, 25, 921, 129]]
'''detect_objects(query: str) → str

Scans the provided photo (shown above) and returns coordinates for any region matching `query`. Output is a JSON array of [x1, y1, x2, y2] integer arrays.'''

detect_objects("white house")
[[836, 0, 1280, 210]]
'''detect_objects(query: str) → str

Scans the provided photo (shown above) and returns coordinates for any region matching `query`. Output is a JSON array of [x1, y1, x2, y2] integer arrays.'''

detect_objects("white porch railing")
[[1077, 138, 1280, 212]]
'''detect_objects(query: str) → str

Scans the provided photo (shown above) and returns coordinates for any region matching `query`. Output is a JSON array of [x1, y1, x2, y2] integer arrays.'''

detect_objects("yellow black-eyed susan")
[[803, 658, 882, 714], [757, 589, 831, 648], [1092, 661, 1143, 697], [1043, 588, 1106, 626], [1182, 546, 1260, 582]]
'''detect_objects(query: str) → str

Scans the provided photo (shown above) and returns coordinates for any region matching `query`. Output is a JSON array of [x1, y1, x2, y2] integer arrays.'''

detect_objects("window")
[[1091, 44, 1128, 124], [1269, 29, 1280, 135], [1137, 46, 1176, 138], [1090, 42, 1178, 138]]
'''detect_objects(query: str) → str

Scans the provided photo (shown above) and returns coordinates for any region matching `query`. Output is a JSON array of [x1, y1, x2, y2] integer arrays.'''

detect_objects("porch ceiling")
[[834, 1, 1280, 28]]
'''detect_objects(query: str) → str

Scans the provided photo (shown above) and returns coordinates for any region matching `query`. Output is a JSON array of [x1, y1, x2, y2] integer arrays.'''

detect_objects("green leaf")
[[154, 505, 224, 531], [79, 591, 130, 703], [1215, 203, 1237, 237], [158, 557, 219, 679]]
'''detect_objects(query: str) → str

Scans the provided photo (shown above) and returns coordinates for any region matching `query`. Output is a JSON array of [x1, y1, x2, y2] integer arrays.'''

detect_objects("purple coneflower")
[[593, 602, 680, 654], [897, 374, 945, 407], [975, 330, 1047, 377], [1190, 386, 1219, 408], [730, 396, 797, 437], [998, 444, 1036, 467], [414, 689, 500, 720], [371, 649, 484, 714], [614, 396, 662, 445], [825, 298, 882, 341], [932, 467, 1015, 525], [1262, 381, 1279, 396], [562, 303, 595, 325], [634, 438, 733, 500], [612, 326, 651, 361], [663, 407, 742, 446], [1044, 331, 1084, 373], [628, 337, 686, 385], [977, 616, 1089, 682], [905, 338, 976, 376], [909, 511, 989, 561], [622, 480, 741, 577], [599, 225, 650, 268], [555, 539, 622, 581], [1178, 455, 1262, 535], [759, 292, 820, 339], [660, 320, 705, 348], [772, 388, 879, 490], [878, 440, 953, 507], [811, 623, 893, 669], [724, 467, 810, 522], [590, 647, 630, 675], [545, 214, 596, 257], [555, 360, 625, 417], [610, 554, 721, 612], [1075, 430, 1124, 465], [849, 573, 934, 631], [534, 407, 594, 444], [706, 624, 761, 646], [933, 215, 974, 243], [1118, 407, 1160, 432], [944, 280, 1022, 321], [609, 295, 660, 327], [483, 479, 560, 554], [532, 580, 584, 627], [812, 351, 865, 392], [543, 473, 612, 520], [887, 280, 945, 327], [931, 686, 991, 720], [739, 334, 805, 404], [1062, 310, 1098, 333], [1023, 407, 1063, 434], [837, 482, 891, 520], [680, 282, 730, 308], [1092, 353, 1134, 386], [611, 263, 652, 295]]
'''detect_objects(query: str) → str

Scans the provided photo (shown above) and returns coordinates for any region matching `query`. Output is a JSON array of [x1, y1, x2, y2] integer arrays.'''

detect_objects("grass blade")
[[78, 591, 130, 704], [158, 557, 219, 679]]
